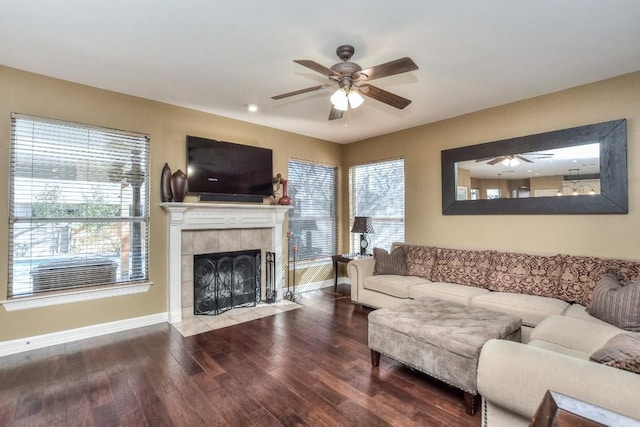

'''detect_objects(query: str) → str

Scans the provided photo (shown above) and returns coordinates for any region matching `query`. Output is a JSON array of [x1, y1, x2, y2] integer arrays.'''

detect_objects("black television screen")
[[186, 136, 273, 202]]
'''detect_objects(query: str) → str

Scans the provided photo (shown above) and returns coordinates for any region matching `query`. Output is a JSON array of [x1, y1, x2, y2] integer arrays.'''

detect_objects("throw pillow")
[[590, 333, 640, 374], [431, 248, 494, 288], [405, 245, 438, 280], [558, 255, 605, 306], [587, 273, 640, 332], [373, 247, 407, 276], [486, 252, 562, 297]]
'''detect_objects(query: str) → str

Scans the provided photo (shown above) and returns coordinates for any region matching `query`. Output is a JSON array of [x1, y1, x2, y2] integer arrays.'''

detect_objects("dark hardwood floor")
[[0, 286, 481, 426]]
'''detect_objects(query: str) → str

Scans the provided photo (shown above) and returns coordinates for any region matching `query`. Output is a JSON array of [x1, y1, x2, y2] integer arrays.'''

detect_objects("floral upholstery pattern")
[[559, 255, 606, 305], [384, 243, 640, 306], [486, 252, 563, 297], [405, 245, 438, 279], [603, 259, 640, 284], [431, 248, 494, 287]]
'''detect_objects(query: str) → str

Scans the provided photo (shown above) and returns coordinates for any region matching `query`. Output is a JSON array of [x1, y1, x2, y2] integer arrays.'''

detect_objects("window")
[[287, 160, 338, 263], [8, 114, 150, 297], [349, 158, 405, 251]]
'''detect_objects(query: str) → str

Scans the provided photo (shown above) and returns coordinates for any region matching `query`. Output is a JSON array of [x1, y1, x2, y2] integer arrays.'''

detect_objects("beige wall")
[[0, 66, 341, 341], [342, 71, 640, 259], [3, 64, 640, 343]]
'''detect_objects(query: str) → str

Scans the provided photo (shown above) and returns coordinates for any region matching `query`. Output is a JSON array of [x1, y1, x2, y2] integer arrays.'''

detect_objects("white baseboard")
[[0, 312, 168, 357]]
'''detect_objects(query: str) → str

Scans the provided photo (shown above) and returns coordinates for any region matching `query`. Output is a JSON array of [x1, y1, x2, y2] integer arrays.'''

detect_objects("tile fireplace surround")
[[161, 202, 290, 324]]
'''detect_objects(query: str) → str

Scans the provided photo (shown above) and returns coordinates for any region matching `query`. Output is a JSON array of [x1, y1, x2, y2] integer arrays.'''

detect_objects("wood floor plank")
[[0, 286, 481, 427]]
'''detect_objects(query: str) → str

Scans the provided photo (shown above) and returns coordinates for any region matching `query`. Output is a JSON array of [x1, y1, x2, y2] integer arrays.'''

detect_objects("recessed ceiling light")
[[247, 104, 258, 112]]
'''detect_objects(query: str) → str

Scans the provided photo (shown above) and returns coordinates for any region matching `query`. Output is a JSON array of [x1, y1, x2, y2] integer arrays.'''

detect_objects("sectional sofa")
[[347, 243, 640, 425]]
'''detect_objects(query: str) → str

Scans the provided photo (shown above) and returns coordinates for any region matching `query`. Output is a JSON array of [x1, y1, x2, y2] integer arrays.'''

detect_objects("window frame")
[[349, 157, 406, 253], [6, 113, 151, 305], [286, 159, 338, 266]]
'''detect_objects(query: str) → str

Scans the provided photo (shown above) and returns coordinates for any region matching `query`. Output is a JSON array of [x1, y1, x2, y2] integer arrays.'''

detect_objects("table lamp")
[[351, 216, 374, 255]]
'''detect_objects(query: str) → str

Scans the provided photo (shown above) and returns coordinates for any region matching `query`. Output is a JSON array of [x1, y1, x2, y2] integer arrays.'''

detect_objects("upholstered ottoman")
[[368, 297, 521, 415]]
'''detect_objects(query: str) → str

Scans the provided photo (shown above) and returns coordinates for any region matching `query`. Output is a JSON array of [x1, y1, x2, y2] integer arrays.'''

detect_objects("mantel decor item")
[[352, 216, 374, 255], [161, 162, 173, 202], [271, 173, 283, 205], [170, 169, 188, 202], [278, 179, 292, 206]]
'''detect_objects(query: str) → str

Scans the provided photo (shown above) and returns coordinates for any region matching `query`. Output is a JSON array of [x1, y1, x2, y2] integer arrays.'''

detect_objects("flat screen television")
[[186, 135, 273, 202]]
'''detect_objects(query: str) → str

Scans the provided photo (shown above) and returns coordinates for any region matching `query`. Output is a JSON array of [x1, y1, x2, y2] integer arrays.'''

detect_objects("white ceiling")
[[1, 1, 640, 144]]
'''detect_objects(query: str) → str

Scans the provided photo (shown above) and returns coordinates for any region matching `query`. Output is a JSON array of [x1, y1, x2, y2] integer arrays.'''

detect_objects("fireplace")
[[194, 249, 260, 315], [162, 203, 290, 323]]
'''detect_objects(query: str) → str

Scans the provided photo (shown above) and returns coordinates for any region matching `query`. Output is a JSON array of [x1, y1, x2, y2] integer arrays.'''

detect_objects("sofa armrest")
[[346, 257, 375, 303], [478, 339, 640, 422]]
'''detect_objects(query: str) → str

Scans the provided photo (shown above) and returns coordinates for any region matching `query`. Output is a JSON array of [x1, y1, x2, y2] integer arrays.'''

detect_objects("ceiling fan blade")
[[271, 85, 324, 100], [328, 106, 343, 121], [293, 60, 337, 77], [359, 84, 411, 109], [516, 155, 534, 163], [359, 57, 418, 81], [487, 156, 506, 165]]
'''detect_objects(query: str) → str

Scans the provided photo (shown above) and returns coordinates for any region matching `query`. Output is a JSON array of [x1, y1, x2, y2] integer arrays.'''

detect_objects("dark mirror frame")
[[441, 119, 628, 215]]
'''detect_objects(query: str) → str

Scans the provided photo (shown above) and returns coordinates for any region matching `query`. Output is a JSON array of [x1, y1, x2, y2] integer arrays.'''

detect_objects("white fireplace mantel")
[[161, 202, 290, 323]]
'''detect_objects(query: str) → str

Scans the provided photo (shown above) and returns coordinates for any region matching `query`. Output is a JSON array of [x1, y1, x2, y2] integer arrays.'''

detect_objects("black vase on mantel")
[[171, 169, 188, 202], [160, 163, 173, 202]]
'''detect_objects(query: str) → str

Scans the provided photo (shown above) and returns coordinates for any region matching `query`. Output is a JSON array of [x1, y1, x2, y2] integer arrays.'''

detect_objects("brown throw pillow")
[[590, 333, 640, 374], [373, 247, 407, 276], [587, 273, 640, 332]]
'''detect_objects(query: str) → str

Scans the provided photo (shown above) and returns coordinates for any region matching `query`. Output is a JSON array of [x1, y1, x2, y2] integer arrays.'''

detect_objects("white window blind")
[[349, 158, 405, 251], [287, 160, 338, 263], [8, 114, 150, 297]]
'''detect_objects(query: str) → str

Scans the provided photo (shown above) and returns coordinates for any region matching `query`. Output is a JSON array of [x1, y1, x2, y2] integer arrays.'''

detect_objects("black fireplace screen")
[[193, 249, 260, 315]]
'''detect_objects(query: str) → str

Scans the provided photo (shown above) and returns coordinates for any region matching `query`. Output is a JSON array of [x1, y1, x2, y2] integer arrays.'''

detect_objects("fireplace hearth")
[[162, 203, 290, 323], [194, 250, 260, 315]]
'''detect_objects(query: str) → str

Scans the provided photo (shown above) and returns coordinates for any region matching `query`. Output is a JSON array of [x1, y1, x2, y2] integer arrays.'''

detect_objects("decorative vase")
[[170, 169, 188, 202], [278, 179, 292, 205], [161, 163, 173, 202]]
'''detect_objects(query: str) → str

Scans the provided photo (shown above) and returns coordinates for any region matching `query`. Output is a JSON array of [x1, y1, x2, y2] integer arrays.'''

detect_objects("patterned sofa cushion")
[[603, 259, 640, 284], [486, 251, 563, 297], [558, 255, 606, 306], [557, 257, 640, 306], [590, 333, 640, 374], [404, 245, 438, 280], [431, 248, 494, 288]]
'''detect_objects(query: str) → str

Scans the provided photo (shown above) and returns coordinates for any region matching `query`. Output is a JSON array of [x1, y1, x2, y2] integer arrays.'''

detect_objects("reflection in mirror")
[[441, 119, 627, 215], [455, 143, 600, 200]]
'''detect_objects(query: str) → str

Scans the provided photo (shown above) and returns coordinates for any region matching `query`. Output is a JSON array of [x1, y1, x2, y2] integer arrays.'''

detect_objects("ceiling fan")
[[271, 44, 418, 120], [477, 153, 553, 167]]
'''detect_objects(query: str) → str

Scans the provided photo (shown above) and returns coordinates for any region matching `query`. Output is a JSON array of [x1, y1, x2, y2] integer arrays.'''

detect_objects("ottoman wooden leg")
[[371, 349, 381, 367], [463, 392, 477, 415]]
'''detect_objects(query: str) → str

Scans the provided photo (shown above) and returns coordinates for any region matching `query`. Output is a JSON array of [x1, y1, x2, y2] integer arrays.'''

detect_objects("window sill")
[[1, 282, 153, 312], [291, 259, 331, 269]]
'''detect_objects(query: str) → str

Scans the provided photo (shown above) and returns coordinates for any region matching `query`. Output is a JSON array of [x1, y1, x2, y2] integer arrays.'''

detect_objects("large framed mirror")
[[441, 119, 627, 215]]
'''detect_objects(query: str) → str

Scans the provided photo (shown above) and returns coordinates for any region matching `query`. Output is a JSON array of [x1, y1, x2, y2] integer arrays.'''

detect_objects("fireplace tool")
[[284, 232, 297, 301]]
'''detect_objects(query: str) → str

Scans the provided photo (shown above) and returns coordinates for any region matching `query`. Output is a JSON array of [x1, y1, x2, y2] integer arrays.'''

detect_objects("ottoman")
[[368, 297, 521, 415]]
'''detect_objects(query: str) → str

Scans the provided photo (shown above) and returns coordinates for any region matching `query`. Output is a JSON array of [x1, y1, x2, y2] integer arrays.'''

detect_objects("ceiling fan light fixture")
[[347, 90, 364, 109], [502, 157, 520, 167], [330, 88, 349, 111]]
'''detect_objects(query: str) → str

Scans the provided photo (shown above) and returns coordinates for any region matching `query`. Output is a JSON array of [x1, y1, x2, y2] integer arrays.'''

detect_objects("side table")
[[530, 390, 640, 427], [332, 253, 371, 292]]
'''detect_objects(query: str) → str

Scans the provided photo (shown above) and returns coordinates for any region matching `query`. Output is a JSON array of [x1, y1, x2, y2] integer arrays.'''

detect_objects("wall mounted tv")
[[186, 135, 273, 203]]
